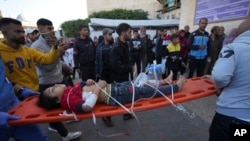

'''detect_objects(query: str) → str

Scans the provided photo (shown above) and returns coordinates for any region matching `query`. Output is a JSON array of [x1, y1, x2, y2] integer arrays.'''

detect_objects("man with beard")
[[95, 28, 115, 127], [74, 25, 96, 81], [109, 23, 133, 83], [0, 17, 66, 92], [96, 28, 114, 84], [205, 26, 222, 75], [0, 17, 64, 141], [187, 17, 210, 78], [109, 23, 134, 121]]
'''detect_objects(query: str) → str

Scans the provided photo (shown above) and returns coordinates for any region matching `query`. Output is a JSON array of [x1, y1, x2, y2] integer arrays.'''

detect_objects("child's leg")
[[142, 75, 186, 98], [147, 71, 173, 86]]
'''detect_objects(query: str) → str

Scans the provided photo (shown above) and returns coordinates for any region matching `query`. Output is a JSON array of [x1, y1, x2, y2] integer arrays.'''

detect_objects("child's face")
[[172, 37, 180, 44], [44, 84, 66, 100], [180, 32, 185, 37]]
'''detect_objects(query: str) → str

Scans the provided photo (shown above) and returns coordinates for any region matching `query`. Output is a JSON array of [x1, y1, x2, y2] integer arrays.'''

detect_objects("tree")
[[61, 18, 89, 37], [60, 9, 148, 37], [89, 9, 148, 20]]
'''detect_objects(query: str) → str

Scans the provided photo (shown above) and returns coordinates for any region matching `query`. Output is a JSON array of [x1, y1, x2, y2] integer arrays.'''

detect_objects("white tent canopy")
[[89, 18, 179, 29]]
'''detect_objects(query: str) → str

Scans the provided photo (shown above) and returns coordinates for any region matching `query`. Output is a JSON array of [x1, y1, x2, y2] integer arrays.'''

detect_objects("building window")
[[156, 0, 181, 13], [164, 0, 175, 7]]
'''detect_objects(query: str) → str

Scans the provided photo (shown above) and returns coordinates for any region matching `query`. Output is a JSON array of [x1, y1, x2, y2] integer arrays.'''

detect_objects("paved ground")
[[9, 74, 218, 141]]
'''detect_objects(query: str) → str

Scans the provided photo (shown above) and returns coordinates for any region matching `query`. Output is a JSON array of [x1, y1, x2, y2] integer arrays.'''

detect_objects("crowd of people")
[[0, 15, 249, 141]]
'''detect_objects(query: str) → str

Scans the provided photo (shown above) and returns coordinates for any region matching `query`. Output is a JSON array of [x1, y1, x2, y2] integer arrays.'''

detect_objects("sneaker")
[[48, 126, 58, 133], [62, 131, 82, 141]]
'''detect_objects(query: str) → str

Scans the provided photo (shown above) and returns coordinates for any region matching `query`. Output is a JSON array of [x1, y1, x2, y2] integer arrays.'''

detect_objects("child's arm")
[[81, 80, 107, 112], [86, 79, 95, 85]]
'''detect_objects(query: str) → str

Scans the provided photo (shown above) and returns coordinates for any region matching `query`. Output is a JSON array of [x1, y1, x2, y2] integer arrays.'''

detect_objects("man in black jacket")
[[109, 23, 133, 82], [109, 23, 134, 122], [96, 28, 114, 84], [74, 25, 96, 81], [129, 30, 142, 80], [96, 28, 115, 127]]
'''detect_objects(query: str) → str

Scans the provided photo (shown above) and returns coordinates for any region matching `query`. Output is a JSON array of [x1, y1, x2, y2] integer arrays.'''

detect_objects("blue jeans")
[[109, 81, 178, 106], [0, 124, 49, 141], [209, 112, 250, 141]]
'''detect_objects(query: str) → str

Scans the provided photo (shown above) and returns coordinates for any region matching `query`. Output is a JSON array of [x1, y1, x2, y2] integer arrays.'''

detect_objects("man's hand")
[[20, 88, 40, 98], [182, 62, 186, 68], [97, 80, 107, 88], [199, 45, 205, 50], [64, 64, 73, 73], [132, 66, 135, 72], [57, 43, 68, 56], [171, 56, 177, 60], [207, 57, 211, 62], [215, 87, 222, 96], [76, 68, 81, 74], [134, 46, 139, 49], [86, 79, 95, 85], [0, 112, 20, 128], [45, 34, 59, 48]]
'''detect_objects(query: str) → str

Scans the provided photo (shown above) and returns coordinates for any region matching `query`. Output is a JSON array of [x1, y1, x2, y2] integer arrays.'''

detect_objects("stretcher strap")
[[93, 82, 138, 137]]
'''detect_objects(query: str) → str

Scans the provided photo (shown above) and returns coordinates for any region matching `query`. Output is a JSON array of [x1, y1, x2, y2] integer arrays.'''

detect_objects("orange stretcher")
[[8, 77, 217, 126]]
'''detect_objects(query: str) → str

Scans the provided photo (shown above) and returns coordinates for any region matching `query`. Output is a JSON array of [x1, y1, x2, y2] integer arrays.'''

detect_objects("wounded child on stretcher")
[[38, 71, 186, 113]]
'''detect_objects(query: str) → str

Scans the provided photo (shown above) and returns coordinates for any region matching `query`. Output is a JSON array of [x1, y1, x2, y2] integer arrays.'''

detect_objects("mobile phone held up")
[[41, 33, 52, 39]]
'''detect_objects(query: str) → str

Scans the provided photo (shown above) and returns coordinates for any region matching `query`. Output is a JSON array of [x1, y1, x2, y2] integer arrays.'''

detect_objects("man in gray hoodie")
[[209, 19, 250, 141], [31, 18, 82, 141]]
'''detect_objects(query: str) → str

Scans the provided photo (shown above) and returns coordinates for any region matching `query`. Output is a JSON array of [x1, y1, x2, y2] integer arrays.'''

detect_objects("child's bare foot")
[[176, 75, 186, 90], [164, 70, 173, 84]]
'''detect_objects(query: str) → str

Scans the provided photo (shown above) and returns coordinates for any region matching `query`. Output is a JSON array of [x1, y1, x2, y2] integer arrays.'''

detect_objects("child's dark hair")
[[37, 92, 60, 110], [171, 33, 179, 41]]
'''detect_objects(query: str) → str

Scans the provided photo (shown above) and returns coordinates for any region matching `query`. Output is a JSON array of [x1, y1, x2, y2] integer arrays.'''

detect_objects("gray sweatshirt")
[[31, 36, 63, 84], [212, 30, 250, 120]]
